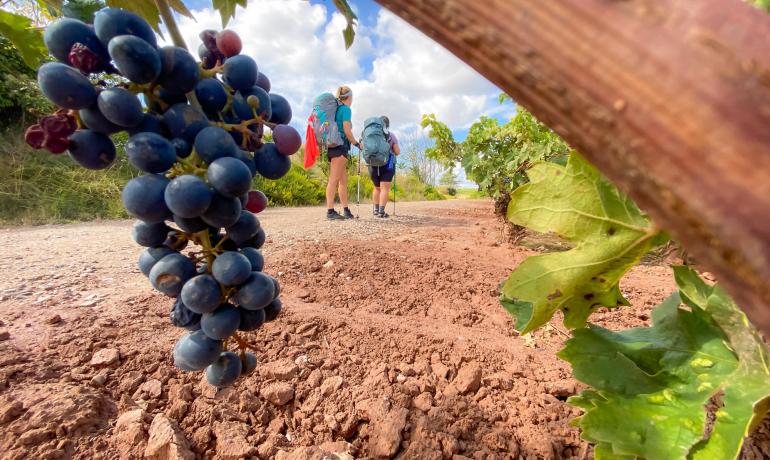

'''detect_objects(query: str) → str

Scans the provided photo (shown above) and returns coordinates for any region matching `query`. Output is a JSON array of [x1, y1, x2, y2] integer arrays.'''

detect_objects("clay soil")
[[0, 199, 767, 459]]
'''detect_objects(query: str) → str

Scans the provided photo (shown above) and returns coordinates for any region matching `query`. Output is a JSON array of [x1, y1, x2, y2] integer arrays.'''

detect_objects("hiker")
[[369, 116, 400, 218], [325, 86, 361, 220]]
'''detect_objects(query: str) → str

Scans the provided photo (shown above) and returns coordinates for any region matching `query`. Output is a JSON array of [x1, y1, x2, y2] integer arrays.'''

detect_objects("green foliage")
[[106, 0, 192, 33], [253, 162, 325, 206], [500, 153, 667, 333], [750, 0, 770, 12], [561, 266, 770, 460], [211, 0, 247, 27], [439, 168, 458, 188], [421, 107, 569, 200], [0, 37, 52, 119], [0, 125, 135, 224], [0, 9, 48, 69], [332, 0, 357, 49], [61, 0, 106, 23]]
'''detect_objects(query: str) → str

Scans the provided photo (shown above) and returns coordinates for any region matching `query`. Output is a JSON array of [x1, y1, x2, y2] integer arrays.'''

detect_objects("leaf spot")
[[547, 289, 563, 300]]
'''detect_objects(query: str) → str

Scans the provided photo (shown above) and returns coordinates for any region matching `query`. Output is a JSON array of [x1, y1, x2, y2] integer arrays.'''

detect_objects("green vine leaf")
[[212, 0, 247, 28], [0, 10, 47, 68], [560, 267, 770, 459], [106, 0, 193, 34], [499, 153, 667, 333], [333, 0, 358, 49]]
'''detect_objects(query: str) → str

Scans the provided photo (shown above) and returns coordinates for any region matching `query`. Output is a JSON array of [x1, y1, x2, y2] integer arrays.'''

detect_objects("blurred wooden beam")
[[375, 0, 770, 334]]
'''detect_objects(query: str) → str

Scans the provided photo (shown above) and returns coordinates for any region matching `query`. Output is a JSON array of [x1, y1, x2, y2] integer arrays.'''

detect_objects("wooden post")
[[374, 0, 770, 334]]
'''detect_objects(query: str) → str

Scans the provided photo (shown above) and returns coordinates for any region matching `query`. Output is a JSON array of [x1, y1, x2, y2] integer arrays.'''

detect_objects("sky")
[[165, 0, 513, 185]]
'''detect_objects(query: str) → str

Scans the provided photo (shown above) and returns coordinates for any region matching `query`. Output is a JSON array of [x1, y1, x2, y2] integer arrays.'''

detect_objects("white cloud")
[[160, 0, 506, 141]]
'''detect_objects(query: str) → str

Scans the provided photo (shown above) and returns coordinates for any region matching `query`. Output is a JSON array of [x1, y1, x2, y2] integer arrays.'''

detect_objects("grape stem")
[[155, 0, 187, 50]]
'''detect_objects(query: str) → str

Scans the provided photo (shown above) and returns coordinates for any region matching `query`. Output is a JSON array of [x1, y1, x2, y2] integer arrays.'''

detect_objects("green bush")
[[423, 185, 446, 201], [254, 163, 325, 206]]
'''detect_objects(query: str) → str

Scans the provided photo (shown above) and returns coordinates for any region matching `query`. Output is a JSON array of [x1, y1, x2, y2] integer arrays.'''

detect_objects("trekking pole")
[[392, 157, 397, 216], [356, 144, 361, 218]]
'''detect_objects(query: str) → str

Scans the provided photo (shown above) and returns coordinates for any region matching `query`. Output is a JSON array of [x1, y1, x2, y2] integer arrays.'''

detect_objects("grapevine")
[[22, 6, 308, 388]]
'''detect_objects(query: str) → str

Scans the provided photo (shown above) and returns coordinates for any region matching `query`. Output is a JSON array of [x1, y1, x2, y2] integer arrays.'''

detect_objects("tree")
[[422, 105, 569, 215], [439, 167, 458, 188]]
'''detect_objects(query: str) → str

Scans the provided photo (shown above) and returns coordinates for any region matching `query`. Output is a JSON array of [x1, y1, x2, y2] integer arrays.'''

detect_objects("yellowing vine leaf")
[[561, 267, 770, 460], [500, 153, 666, 333], [0, 10, 47, 68]]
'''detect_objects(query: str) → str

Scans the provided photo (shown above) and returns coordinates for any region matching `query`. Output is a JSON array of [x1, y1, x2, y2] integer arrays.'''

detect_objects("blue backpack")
[[361, 116, 390, 167]]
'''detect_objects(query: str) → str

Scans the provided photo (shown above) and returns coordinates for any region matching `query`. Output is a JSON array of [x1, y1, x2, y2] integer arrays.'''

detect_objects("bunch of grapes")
[[27, 7, 305, 387]]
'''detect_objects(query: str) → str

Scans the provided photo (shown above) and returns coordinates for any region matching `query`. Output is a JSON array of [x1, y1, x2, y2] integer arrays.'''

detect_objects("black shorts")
[[327, 145, 350, 160], [369, 165, 395, 186]]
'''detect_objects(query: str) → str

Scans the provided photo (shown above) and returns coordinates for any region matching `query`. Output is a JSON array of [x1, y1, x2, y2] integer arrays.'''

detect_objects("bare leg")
[[379, 181, 391, 207], [326, 156, 346, 209], [338, 162, 349, 208]]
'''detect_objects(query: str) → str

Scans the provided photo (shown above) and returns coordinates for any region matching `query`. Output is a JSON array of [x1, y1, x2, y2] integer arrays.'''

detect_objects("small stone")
[[90, 370, 109, 387], [0, 330, 9, 341], [90, 348, 120, 367], [140, 379, 163, 399], [445, 363, 482, 396], [322, 260, 334, 269], [412, 392, 434, 412], [261, 382, 294, 406], [0, 398, 23, 423], [320, 375, 344, 396], [144, 415, 195, 460], [261, 360, 299, 381], [213, 421, 256, 459], [46, 314, 62, 324]]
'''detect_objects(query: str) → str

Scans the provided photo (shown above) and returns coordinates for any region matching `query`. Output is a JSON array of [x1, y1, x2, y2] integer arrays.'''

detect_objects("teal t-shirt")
[[335, 104, 351, 147]]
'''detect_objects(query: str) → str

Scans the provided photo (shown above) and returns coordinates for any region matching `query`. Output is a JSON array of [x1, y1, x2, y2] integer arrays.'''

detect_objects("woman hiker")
[[325, 86, 362, 220], [370, 116, 400, 218]]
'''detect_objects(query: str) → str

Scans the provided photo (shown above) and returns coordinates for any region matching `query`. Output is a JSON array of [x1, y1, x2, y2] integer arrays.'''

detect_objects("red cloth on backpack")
[[304, 115, 320, 169]]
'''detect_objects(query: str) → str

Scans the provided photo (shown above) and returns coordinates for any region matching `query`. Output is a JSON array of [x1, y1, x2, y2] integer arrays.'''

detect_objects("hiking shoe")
[[377, 211, 390, 218], [343, 208, 355, 219], [373, 206, 379, 216], [326, 210, 345, 220]]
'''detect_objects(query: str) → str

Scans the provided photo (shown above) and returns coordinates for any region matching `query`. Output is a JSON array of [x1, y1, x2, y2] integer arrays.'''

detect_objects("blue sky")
[[168, 0, 514, 184]]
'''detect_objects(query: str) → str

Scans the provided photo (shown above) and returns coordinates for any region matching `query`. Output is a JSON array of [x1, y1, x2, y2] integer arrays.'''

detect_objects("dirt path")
[[0, 200, 714, 459]]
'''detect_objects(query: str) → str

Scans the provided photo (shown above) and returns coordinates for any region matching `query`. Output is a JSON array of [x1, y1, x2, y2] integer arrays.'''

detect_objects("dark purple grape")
[[94, 7, 158, 48], [226, 211, 260, 245], [255, 143, 291, 180], [107, 34, 160, 84], [122, 174, 171, 223], [68, 129, 116, 169], [240, 247, 264, 272], [234, 271, 275, 310], [212, 251, 252, 286], [165, 174, 213, 218], [256, 72, 271, 92], [268, 93, 292, 125], [201, 304, 240, 340], [180, 274, 222, 314], [38, 62, 97, 109], [126, 132, 177, 173], [173, 329, 223, 371], [207, 157, 253, 198], [170, 298, 202, 330], [205, 351, 242, 387], [264, 298, 282, 322], [149, 253, 196, 297], [157, 46, 199, 94], [272, 124, 301, 156], [223, 55, 258, 92], [132, 220, 171, 247]]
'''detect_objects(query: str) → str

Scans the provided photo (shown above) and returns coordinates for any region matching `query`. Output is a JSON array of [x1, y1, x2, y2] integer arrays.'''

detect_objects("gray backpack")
[[311, 93, 344, 150], [362, 117, 390, 166]]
